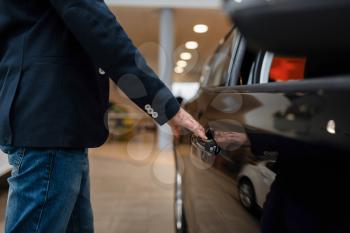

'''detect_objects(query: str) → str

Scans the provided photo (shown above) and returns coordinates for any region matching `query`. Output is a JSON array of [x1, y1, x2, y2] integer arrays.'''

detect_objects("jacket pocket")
[[31, 56, 91, 66]]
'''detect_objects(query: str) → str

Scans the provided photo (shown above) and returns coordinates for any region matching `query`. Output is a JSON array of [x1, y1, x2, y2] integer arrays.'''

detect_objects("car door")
[[176, 29, 261, 233], [187, 48, 350, 233]]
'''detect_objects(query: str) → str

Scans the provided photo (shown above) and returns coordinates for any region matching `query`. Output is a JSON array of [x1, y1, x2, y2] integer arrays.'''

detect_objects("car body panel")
[[175, 24, 350, 232], [177, 76, 350, 233], [226, 0, 350, 55]]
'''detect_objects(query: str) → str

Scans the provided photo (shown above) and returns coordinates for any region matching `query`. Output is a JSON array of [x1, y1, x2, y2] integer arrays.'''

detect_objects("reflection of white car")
[[0, 151, 11, 178], [237, 160, 276, 211]]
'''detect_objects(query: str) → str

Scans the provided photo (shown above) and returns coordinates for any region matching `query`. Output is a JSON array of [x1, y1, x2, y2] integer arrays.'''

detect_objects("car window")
[[259, 52, 350, 84], [199, 60, 212, 87], [205, 30, 237, 87], [236, 49, 257, 86], [247, 61, 256, 85], [304, 54, 350, 78], [259, 53, 307, 84], [228, 38, 257, 87]]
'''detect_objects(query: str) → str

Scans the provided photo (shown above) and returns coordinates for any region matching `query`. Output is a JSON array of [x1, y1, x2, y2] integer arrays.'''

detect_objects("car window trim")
[[226, 29, 242, 86], [228, 33, 246, 86], [205, 28, 235, 88], [212, 76, 350, 93], [251, 51, 265, 84], [247, 61, 255, 85], [259, 52, 274, 84]]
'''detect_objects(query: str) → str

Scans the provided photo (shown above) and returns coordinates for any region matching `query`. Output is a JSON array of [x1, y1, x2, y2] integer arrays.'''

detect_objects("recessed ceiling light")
[[180, 52, 192, 60], [177, 60, 188, 68], [174, 66, 184, 74], [185, 41, 199, 50], [193, 24, 208, 34]]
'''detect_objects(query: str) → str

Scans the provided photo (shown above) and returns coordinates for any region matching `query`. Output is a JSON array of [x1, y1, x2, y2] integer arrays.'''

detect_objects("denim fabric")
[[0, 146, 93, 233]]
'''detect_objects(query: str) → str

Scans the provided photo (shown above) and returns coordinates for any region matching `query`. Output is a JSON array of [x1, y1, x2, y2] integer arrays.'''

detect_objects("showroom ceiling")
[[109, 6, 232, 82]]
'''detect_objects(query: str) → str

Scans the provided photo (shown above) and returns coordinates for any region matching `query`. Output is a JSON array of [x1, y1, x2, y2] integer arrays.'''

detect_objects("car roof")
[[226, 0, 350, 56]]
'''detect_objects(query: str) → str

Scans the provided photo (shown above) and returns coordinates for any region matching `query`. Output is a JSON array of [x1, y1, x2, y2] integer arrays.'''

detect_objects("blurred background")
[[0, 0, 231, 232], [107, 0, 231, 139]]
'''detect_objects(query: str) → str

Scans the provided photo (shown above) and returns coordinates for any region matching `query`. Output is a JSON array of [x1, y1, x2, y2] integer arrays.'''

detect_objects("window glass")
[[236, 50, 256, 86], [259, 53, 308, 84], [199, 62, 212, 87], [205, 31, 237, 87], [304, 54, 349, 78], [258, 53, 349, 84], [199, 51, 220, 87]]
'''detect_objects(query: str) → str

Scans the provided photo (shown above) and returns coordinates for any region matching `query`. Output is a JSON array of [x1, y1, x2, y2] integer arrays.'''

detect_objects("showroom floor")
[[0, 132, 176, 233]]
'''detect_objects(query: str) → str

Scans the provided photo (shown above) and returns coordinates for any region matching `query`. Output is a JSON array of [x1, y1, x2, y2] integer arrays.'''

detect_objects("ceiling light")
[[177, 60, 188, 68], [185, 41, 199, 50], [174, 66, 184, 74], [193, 24, 208, 34], [180, 52, 192, 60]]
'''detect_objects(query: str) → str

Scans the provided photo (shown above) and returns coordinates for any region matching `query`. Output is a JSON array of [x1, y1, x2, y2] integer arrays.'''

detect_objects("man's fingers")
[[168, 107, 207, 140], [188, 121, 207, 140], [173, 126, 180, 139], [196, 129, 207, 140]]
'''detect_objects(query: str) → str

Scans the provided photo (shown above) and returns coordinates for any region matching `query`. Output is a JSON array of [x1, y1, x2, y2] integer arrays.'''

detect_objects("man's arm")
[[49, 0, 206, 138], [49, 0, 179, 125]]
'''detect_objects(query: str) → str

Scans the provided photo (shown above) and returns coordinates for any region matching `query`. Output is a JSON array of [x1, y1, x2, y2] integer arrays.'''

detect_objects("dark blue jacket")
[[0, 0, 180, 148]]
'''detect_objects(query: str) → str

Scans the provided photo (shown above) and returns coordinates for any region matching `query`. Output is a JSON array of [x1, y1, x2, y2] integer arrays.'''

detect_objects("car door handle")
[[191, 128, 221, 155]]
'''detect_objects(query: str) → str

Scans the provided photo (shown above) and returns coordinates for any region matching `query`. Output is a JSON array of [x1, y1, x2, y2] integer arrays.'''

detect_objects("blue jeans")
[[0, 146, 94, 233]]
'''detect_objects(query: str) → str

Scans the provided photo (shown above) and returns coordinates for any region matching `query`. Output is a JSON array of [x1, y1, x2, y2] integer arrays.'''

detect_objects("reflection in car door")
[[181, 48, 350, 233]]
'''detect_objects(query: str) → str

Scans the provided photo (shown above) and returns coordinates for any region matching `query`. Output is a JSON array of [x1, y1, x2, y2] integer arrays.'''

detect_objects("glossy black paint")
[[174, 30, 350, 233], [226, 0, 350, 55]]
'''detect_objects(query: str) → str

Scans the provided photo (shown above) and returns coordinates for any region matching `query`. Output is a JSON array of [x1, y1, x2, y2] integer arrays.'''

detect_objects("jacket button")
[[152, 112, 158, 118], [99, 68, 106, 75], [145, 104, 152, 111]]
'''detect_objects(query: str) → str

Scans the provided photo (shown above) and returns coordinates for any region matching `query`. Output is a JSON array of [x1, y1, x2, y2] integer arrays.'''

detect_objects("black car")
[[174, 0, 350, 233]]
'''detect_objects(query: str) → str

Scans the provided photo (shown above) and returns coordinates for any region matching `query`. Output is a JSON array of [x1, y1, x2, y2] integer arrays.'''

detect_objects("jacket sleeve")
[[49, 0, 180, 125]]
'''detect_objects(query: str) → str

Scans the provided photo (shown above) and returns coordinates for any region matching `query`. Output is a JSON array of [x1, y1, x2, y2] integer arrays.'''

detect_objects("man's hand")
[[168, 108, 207, 140]]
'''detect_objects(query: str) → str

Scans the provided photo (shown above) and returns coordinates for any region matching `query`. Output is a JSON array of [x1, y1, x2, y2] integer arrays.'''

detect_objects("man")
[[0, 0, 206, 232]]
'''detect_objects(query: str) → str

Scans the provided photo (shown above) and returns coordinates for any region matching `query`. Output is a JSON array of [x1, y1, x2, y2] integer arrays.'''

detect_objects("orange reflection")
[[270, 57, 306, 82]]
